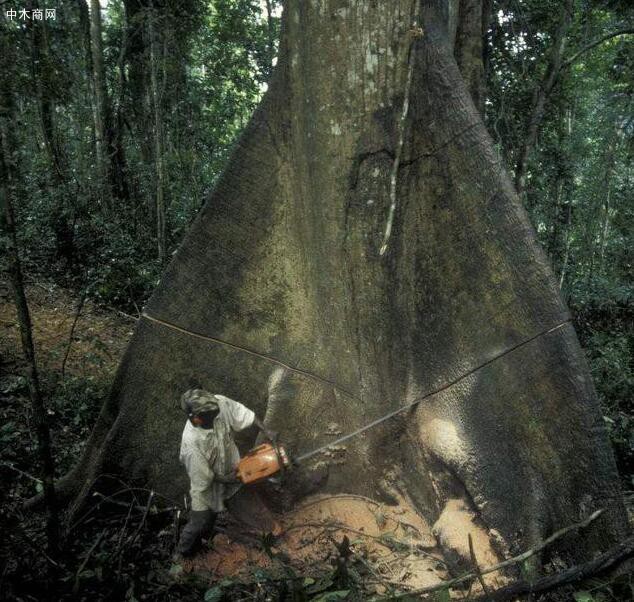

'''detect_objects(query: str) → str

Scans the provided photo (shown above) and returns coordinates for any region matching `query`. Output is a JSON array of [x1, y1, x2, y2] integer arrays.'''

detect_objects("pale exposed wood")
[[381, 509, 604, 600]]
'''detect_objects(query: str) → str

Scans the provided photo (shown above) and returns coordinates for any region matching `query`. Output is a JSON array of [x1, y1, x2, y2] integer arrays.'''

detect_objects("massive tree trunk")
[[60, 0, 627, 566]]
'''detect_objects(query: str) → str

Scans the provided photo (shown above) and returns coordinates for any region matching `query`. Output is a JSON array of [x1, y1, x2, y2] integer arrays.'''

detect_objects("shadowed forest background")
[[1, 0, 633, 600]]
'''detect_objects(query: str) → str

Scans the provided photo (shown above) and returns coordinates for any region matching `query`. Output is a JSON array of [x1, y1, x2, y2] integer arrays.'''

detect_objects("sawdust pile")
[[184, 493, 450, 595]]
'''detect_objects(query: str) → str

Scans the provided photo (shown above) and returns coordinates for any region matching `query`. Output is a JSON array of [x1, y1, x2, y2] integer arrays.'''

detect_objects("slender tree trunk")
[[149, 7, 166, 263], [454, 0, 485, 114], [29, 12, 77, 267], [29, 13, 65, 180], [598, 182, 612, 271], [514, 0, 574, 197], [598, 139, 621, 273], [123, 0, 153, 166], [559, 203, 573, 290], [88, 0, 130, 204], [0, 90, 60, 558], [77, 0, 98, 165], [584, 136, 619, 285], [89, 0, 109, 202], [265, 0, 276, 75], [547, 178, 564, 257]]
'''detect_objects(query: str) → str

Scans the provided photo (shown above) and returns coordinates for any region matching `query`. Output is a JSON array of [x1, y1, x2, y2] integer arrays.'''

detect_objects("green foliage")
[[311, 591, 350, 602], [487, 0, 633, 486], [203, 585, 224, 601], [2, 0, 280, 311]]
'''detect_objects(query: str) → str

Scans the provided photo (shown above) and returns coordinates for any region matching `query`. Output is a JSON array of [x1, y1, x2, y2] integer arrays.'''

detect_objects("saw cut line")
[[143, 310, 571, 458], [295, 318, 571, 461], [141, 312, 359, 399]]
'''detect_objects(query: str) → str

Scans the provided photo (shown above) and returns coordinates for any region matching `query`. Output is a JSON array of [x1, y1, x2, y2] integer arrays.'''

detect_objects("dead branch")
[[560, 28, 634, 71], [379, 509, 604, 600], [73, 531, 105, 593], [60, 292, 86, 380], [468, 532, 491, 598], [128, 490, 154, 550], [91, 490, 177, 514], [469, 534, 634, 601]]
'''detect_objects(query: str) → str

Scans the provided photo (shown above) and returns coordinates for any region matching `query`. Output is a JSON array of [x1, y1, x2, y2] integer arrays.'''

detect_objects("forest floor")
[[1, 281, 632, 601]]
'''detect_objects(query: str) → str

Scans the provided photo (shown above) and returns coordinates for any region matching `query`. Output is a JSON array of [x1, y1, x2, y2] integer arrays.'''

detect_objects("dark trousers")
[[176, 509, 217, 556]]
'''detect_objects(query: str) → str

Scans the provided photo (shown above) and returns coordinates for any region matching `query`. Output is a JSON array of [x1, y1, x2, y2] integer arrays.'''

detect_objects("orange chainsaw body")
[[236, 442, 291, 485]]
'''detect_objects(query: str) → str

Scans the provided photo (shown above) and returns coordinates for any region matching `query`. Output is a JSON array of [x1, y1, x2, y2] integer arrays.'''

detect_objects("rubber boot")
[[175, 509, 217, 557]]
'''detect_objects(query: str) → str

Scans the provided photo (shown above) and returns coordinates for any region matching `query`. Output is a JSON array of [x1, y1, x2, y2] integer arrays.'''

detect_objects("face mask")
[[190, 409, 219, 429]]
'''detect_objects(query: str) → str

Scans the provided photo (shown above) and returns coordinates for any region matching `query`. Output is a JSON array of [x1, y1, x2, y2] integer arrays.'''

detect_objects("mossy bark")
[[61, 0, 627, 563]]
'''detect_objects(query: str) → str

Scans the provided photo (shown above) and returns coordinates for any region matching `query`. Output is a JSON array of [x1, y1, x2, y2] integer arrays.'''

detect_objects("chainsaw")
[[233, 391, 434, 485], [233, 400, 409, 485], [234, 442, 292, 484], [233, 388, 434, 484]]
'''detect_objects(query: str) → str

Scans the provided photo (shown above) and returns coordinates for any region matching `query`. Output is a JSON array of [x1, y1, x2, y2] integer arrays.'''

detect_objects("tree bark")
[[0, 87, 60, 558], [454, 0, 485, 114], [122, 0, 153, 166], [77, 0, 98, 164], [265, 0, 276, 75], [57, 0, 628, 568], [29, 14, 65, 180]]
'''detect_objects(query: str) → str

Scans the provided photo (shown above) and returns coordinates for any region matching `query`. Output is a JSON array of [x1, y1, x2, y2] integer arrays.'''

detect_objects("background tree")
[[1, 33, 60, 559]]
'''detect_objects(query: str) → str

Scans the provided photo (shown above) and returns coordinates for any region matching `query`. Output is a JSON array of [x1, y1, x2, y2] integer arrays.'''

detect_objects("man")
[[175, 388, 274, 558]]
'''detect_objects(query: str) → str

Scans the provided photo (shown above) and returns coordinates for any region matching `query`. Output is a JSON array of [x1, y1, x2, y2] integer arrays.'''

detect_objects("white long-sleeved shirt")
[[179, 394, 255, 512]]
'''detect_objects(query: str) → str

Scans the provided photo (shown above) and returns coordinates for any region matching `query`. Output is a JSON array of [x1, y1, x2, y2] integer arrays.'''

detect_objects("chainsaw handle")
[[264, 429, 279, 444], [215, 470, 240, 484], [253, 417, 278, 444]]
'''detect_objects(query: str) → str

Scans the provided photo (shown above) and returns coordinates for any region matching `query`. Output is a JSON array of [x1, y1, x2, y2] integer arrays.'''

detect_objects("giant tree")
[[56, 0, 628, 569]]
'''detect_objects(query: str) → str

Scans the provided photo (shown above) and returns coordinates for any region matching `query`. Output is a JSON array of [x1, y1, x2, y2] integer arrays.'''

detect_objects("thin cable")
[[141, 312, 358, 399], [142, 310, 570, 463], [295, 319, 570, 462]]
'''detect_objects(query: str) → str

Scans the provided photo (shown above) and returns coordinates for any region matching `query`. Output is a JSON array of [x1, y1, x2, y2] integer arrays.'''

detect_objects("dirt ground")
[[0, 280, 134, 379], [183, 493, 449, 595], [179, 492, 512, 598]]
